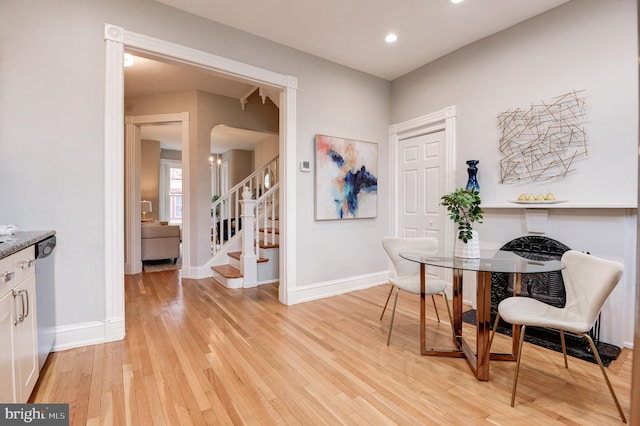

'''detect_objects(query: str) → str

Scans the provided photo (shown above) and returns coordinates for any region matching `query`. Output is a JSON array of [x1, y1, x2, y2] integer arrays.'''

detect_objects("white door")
[[398, 131, 447, 282], [398, 130, 446, 243]]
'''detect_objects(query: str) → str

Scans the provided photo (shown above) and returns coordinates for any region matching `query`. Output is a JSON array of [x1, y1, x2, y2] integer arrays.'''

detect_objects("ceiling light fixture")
[[385, 33, 398, 43], [450, 0, 464, 3], [123, 53, 135, 67]]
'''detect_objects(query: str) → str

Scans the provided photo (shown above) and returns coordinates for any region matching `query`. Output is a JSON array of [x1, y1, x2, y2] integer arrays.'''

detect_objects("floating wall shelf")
[[481, 202, 637, 209]]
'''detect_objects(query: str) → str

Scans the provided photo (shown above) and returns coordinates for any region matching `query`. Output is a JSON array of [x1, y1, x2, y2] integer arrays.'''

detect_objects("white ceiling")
[[128, 57, 273, 152], [138, 121, 274, 153], [134, 0, 571, 150], [125, 55, 257, 99], [154, 0, 570, 80]]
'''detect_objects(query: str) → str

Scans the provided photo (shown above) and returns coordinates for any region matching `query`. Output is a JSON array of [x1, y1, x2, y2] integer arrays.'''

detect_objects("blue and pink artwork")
[[315, 134, 378, 220]]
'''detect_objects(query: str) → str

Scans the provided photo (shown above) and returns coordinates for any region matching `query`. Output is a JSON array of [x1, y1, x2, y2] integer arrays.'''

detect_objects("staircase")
[[210, 157, 280, 288]]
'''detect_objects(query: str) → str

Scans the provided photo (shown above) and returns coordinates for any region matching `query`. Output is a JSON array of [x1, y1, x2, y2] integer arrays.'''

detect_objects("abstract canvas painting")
[[315, 134, 378, 220]]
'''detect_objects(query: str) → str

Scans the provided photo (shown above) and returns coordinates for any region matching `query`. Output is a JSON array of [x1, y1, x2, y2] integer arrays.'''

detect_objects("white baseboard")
[[52, 317, 125, 352], [181, 264, 214, 280], [287, 271, 389, 305]]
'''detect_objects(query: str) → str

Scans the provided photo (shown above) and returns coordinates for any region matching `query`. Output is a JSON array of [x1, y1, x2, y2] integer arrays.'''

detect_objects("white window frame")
[[160, 158, 183, 225]]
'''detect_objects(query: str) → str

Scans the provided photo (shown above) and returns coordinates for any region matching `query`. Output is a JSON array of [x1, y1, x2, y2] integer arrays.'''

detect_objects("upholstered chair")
[[381, 237, 455, 346], [489, 250, 626, 423]]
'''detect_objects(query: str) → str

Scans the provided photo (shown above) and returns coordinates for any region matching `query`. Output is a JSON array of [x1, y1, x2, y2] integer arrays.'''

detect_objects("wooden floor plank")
[[30, 271, 633, 425]]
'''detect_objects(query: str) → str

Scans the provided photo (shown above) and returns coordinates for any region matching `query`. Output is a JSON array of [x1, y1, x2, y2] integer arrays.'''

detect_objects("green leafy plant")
[[211, 195, 220, 217], [440, 188, 484, 243]]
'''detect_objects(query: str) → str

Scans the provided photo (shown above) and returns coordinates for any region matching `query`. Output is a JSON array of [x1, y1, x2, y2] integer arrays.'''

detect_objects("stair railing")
[[254, 183, 279, 259], [211, 156, 278, 256]]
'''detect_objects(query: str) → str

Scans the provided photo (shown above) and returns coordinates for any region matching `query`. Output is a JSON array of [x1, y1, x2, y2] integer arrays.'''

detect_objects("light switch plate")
[[300, 160, 311, 172]]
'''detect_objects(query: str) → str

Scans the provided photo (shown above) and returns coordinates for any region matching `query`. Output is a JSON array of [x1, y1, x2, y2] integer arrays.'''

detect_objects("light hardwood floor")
[[31, 271, 633, 425]]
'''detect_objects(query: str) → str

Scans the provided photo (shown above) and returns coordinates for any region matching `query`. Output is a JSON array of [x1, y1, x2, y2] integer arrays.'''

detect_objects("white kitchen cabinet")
[[0, 246, 38, 403], [0, 290, 16, 402]]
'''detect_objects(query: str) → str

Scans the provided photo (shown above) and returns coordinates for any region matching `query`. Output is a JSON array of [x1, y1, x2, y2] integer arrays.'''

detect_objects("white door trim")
[[388, 106, 457, 253], [104, 24, 298, 344]]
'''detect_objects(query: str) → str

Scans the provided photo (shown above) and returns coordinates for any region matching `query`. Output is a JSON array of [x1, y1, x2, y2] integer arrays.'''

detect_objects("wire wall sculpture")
[[497, 90, 588, 184]]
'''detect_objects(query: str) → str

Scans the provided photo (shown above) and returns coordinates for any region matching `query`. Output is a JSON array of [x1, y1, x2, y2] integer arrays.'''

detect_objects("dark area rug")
[[462, 309, 620, 367]]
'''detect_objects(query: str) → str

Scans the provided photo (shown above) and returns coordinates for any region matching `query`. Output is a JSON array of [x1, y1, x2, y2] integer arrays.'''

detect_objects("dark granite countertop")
[[0, 231, 56, 259]]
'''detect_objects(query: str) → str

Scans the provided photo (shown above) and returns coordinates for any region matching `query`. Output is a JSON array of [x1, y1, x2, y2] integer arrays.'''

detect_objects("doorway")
[[104, 24, 297, 341], [124, 113, 190, 276], [389, 106, 457, 292]]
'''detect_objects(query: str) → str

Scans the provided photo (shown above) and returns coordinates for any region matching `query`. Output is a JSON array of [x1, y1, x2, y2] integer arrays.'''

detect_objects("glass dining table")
[[400, 249, 564, 381]]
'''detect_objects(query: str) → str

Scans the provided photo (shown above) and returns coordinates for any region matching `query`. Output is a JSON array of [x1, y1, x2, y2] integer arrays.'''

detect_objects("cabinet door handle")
[[21, 290, 29, 320], [12, 289, 25, 325], [1, 271, 15, 284], [11, 289, 28, 325], [20, 259, 35, 269]]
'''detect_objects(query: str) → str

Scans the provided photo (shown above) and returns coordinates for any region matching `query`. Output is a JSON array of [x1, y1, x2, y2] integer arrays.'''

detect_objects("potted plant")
[[440, 188, 484, 258], [211, 195, 220, 218]]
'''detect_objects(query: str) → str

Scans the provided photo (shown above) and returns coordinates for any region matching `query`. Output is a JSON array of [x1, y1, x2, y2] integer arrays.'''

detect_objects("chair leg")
[[583, 333, 627, 423], [510, 325, 526, 407], [559, 330, 568, 368], [386, 287, 401, 346], [380, 284, 395, 320], [441, 292, 456, 344], [431, 295, 441, 323]]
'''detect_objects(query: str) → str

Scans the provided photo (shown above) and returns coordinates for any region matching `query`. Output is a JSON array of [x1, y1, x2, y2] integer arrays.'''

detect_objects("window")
[[160, 159, 182, 225], [169, 167, 182, 223]]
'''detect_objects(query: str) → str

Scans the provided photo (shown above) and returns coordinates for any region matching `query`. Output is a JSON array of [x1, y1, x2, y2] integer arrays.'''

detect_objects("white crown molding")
[[121, 27, 295, 91], [104, 24, 124, 43], [389, 105, 456, 137]]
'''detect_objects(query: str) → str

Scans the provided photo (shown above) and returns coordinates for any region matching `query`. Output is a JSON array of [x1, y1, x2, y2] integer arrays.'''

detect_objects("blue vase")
[[465, 160, 480, 192]]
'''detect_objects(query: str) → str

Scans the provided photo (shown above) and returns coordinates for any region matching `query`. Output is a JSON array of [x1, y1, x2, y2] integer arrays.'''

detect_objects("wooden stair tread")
[[259, 227, 280, 234], [259, 242, 279, 249], [212, 264, 243, 278], [228, 251, 269, 263]]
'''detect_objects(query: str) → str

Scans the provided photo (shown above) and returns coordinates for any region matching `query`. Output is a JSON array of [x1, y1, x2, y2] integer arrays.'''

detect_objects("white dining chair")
[[381, 236, 455, 346], [489, 250, 626, 423]]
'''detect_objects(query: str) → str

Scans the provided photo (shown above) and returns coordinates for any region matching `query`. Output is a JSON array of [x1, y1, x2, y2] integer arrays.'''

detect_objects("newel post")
[[240, 186, 258, 288]]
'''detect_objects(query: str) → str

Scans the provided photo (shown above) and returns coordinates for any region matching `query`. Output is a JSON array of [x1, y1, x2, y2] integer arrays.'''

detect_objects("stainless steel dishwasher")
[[35, 235, 56, 371]]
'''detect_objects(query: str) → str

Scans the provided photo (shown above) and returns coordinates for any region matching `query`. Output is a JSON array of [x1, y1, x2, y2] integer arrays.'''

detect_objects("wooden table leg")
[[475, 271, 491, 381], [452, 268, 463, 337], [420, 263, 426, 354]]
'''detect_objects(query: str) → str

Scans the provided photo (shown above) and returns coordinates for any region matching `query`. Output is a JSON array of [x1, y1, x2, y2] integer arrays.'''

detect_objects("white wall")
[[254, 136, 279, 170], [141, 139, 161, 222], [0, 0, 391, 345], [292, 63, 391, 299], [391, 0, 638, 347]]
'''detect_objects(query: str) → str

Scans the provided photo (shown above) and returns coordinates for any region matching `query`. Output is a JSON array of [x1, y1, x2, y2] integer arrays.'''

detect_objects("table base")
[[420, 265, 522, 381]]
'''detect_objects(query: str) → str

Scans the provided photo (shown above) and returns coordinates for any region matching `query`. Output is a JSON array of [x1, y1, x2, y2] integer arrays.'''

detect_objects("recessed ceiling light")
[[124, 53, 135, 67], [451, 0, 464, 3], [385, 33, 398, 43]]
